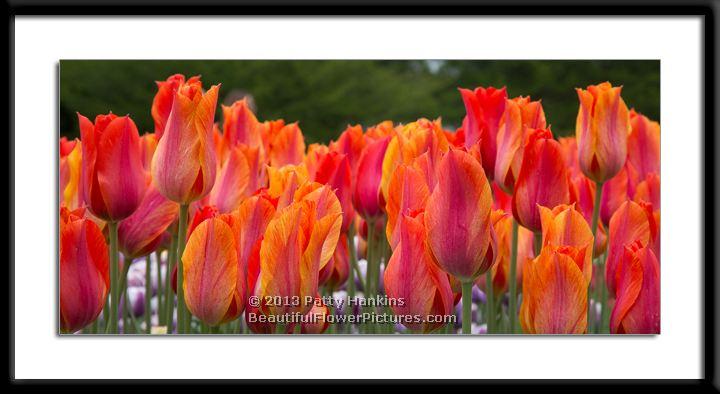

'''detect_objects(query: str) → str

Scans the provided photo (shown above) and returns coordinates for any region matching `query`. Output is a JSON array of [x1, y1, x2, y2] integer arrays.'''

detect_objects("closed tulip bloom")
[[269, 122, 306, 167], [118, 185, 179, 259], [311, 150, 354, 233], [520, 245, 588, 334], [385, 164, 430, 249], [575, 82, 631, 183], [538, 204, 593, 284], [183, 214, 244, 326], [495, 96, 546, 193], [60, 208, 109, 333], [151, 83, 220, 205], [353, 136, 391, 220], [600, 161, 639, 226], [459, 86, 507, 179], [79, 113, 147, 222], [610, 241, 660, 334], [258, 184, 342, 317], [60, 138, 82, 210], [627, 110, 660, 179], [384, 214, 454, 333], [152, 74, 201, 138], [424, 149, 495, 282], [236, 194, 277, 295], [207, 146, 250, 213], [511, 128, 570, 232], [605, 200, 652, 295], [329, 124, 365, 178], [222, 98, 262, 150]]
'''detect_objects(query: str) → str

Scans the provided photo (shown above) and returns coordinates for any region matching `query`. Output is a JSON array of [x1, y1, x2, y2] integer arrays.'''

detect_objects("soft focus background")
[[59, 60, 659, 142]]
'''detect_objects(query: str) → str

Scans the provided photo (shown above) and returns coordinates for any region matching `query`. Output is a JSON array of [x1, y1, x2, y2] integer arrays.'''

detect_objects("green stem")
[[600, 253, 610, 333], [589, 181, 604, 333], [108, 222, 119, 334], [485, 271, 494, 334], [364, 219, 376, 334], [176, 204, 189, 334], [461, 281, 473, 334], [508, 219, 519, 334], [145, 255, 152, 334], [164, 235, 178, 332], [346, 228, 356, 334], [155, 250, 163, 324]]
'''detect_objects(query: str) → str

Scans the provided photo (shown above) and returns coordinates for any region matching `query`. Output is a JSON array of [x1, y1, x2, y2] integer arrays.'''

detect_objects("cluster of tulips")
[[59, 74, 660, 335]]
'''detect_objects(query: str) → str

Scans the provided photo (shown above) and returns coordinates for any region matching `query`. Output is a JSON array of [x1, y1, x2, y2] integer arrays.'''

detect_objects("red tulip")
[[353, 136, 391, 220], [152, 82, 220, 204], [385, 164, 430, 249], [575, 82, 631, 183], [605, 200, 653, 295], [511, 128, 570, 233], [207, 146, 250, 213], [152, 74, 201, 139], [600, 161, 639, 226], [311, 150, 354, 233], [634, 172, 660, 210], [610, 241, 660, 334], [627, 110, 660, 179], [424, 149, 495, 282], [222, 98, 262, 150], [459, 86, 507, 179], [60, 208, 109, 333], [384, 213, 454, 333], [79, 113, 147, 222]]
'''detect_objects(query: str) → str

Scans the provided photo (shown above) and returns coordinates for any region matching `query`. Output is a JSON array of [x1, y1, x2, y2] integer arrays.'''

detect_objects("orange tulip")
[[568, 174, 608, 257], [424, 149, 495, 282], [511, 128, 570, 233], [459, 86, 507, 180], [385, 164, 430, 249], [182, 214, 244, 326], [600, 161, 639, 226], [384, 213, 454, 333], [60, 138, 82, 210], [605, 200, 652, 295], [475, 210, 513, 297], [610, 241, 660, 334], [575, 82, 631, 183], [222, 98, 262, 150], [79, 113, 147, 222], [237, 194, 277, 296], [353, 136, 391, 220], [139, 133, 158, 171], [207, 146, 250, 213], [520, 244, 588, 334], [634, 172, 660, 210], [329, 124, 365, 179], [151, 74, 201, 138], [538, 204, 593, 284], [60, 208, 109, 333], [269, 122, 306, 167], [257, 184, 342, 317], [151, 81, 220, 205], [118, 185, 179, 259], [267, 164, 309, 209], [495, 96, 546, 193], [627, 110, 660, 179]]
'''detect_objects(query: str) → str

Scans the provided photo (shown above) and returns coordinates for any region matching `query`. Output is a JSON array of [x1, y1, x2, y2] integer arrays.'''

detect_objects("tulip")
[[267, 164, 309, 209], [152, 74, 201, 138], [459, 86, 507, 179], [353, 136, 391, 220], [475, 210, 513, 297], [575, 82, 631, 183], [319, 233, 350, 292], [568, 173, 608, 257], [609, 241, 660, 334], [600, 161, 639, 226], [538, 204, 594, 284], [520, 245, 588, 334], [425, 149, 495, 282], [60, 138, 82, 210], [151, 83, 220, 205], [79, 113, 147, 222], [511, 128, 570, 233], [384, 213, 454, 333], [634, 172, 660, 210], [237, 194, 278, 297], [118, 185, 179, 259], [269, 122, 306, 167], [494, 96, 546, 193], [627, 110, 660, 179], [329, 124, 365, 179], [605, 200, 652, 295], [222, 97, 262, 150], [182, 215, 244, 326], [385, 164, 430, 249], [60, 208, 109, 333], [424, 148, 495, 334], [311, 150, 354, 233], [207, 146, 250, 213], [257, 184, 342, 321]]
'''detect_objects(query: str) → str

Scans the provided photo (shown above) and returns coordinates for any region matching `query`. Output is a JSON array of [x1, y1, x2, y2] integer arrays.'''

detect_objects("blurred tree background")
[[60, 60, 659, 143]]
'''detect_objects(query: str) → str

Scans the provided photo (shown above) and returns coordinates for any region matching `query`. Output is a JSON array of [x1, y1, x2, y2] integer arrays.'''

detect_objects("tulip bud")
[[605, 200, 653, 295], [353, 136, 391, 220], [151, 74, 201, 138], [459, 86, 507, 180], [609, 241, 660, 334], [575, 82, 631, 183]]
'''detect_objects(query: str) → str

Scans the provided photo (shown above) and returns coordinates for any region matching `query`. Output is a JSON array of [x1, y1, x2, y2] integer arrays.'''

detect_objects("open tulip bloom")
[[58, 73, 659, 336]]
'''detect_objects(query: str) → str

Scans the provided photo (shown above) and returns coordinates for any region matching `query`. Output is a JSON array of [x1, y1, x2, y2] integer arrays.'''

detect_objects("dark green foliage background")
[[60, 60, 659, 143]]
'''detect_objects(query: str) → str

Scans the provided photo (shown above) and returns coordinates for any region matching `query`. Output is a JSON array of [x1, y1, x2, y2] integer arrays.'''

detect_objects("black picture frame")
[[6, 0, 717, 388]]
